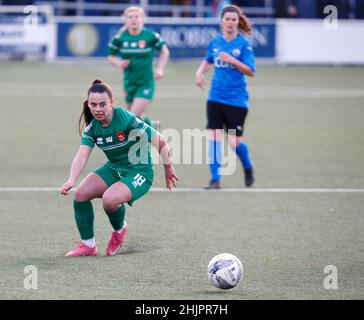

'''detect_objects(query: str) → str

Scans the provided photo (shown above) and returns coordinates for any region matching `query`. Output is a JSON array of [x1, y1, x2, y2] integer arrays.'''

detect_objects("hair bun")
[[92, 79, 103, 85]]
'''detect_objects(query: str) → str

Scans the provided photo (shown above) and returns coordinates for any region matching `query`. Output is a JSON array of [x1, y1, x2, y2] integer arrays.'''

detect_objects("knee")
[[209, 129, 222, 140], [102, 194, 120, 213], [74, 188, 93, 202], [228, 135, 242, 148]]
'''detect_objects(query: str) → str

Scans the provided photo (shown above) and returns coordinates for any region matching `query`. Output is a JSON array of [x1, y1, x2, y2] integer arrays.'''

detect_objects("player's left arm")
[[218, 52, 255, 77], [151, 133, 179, 190], [154, 44, 169, 80], [219, 41, 256, 77], [125, 110, 178, 189], [152, 31, 169, 80]]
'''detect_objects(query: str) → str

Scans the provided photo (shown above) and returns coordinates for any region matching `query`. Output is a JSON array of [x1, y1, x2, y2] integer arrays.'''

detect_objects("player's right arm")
[[195, 40, 214, 89], [60, 145, 93, 195], [108, 55, 130, 69], [107, 32, 130, 69], [195, 60, 212, 90]]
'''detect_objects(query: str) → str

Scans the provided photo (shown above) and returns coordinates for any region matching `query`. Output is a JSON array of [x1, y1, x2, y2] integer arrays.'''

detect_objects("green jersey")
[[108, 27, 165, 87], [81, 107, 157, 182]]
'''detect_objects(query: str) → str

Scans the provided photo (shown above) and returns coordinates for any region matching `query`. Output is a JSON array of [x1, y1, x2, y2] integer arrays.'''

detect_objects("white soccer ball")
[[207, 253, 244, 289]]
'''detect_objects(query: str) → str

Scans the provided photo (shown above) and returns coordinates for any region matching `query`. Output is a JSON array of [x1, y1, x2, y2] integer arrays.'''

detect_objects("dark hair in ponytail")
[[78, 79, 114, 135], [221, 5, 253, 36]]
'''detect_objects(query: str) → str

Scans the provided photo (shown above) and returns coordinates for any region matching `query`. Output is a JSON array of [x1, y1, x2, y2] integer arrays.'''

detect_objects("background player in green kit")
[[60, 79, 178, 257], [107, 6, 169, 129]]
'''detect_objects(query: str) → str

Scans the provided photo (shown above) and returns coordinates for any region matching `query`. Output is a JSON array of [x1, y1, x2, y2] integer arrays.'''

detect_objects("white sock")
[[81, 237, 95, 248]]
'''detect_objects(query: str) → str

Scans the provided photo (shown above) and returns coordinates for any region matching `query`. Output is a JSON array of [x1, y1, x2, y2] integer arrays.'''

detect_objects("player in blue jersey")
[[195, 5, 256, 189]]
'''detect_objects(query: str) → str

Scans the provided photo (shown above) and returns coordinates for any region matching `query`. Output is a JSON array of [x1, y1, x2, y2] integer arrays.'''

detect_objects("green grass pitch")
[[0, 61, 363, 299]]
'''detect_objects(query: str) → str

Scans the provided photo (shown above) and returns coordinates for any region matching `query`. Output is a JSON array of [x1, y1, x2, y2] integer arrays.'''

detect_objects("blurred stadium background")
[[0, 1, 363, 300]]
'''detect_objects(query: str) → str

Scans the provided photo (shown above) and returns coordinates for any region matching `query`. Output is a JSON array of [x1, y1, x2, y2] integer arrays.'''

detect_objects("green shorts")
[[95, 164, 152, 206], [124, 83, 155, 104]]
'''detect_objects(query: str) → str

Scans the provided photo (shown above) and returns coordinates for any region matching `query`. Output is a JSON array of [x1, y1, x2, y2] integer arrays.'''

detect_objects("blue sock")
[[208, 140, 221, 181], [235, 142, 252, 170]]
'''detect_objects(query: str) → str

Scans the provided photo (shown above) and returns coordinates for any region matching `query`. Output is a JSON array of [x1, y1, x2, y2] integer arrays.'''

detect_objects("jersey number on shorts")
[[132, 173, 146, 188]]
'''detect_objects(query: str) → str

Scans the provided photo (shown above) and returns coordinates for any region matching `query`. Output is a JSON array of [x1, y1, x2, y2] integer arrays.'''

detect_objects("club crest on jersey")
[[138, 40, 146, 49], [232, 49, 241, 57], [116, 132, 125, 141]]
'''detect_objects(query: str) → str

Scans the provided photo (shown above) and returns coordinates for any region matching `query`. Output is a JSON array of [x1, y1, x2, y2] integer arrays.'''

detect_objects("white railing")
[[0, 5, 56, 61]]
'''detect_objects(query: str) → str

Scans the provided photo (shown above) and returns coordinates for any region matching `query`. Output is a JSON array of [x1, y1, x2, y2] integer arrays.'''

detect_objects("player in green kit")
[[108, 6, 169, 129], [60, 79, 178, 257]]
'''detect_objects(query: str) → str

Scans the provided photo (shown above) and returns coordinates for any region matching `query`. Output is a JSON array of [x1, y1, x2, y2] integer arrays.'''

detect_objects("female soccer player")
[[107, 6, 169, 129], [60, 80, 178, 257], [195, 5, 256, 189]]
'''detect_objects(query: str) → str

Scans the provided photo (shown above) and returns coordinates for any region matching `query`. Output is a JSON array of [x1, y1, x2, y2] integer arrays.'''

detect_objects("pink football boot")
[[65, 242, 98, 257], [106, 222, 127, 256]]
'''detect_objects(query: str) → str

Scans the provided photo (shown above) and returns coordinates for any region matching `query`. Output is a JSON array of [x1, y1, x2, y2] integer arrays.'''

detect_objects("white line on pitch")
[[0, 187, 364, 193]]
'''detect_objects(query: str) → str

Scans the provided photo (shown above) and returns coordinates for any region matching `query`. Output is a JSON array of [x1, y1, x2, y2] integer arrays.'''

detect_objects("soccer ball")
[[207, 253, 244, 289]]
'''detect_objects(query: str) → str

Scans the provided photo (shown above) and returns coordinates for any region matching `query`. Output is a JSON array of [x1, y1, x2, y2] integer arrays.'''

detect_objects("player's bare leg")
[[74, 172, 109, 201], [66, 173, 108, 257], [129, 97, 149, 117], [103, 182, 131, 256], [129, 98, 160, 131]]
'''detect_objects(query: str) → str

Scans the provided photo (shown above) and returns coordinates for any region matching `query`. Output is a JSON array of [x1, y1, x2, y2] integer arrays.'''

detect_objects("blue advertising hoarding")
[[57, 21, 275, 59]]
